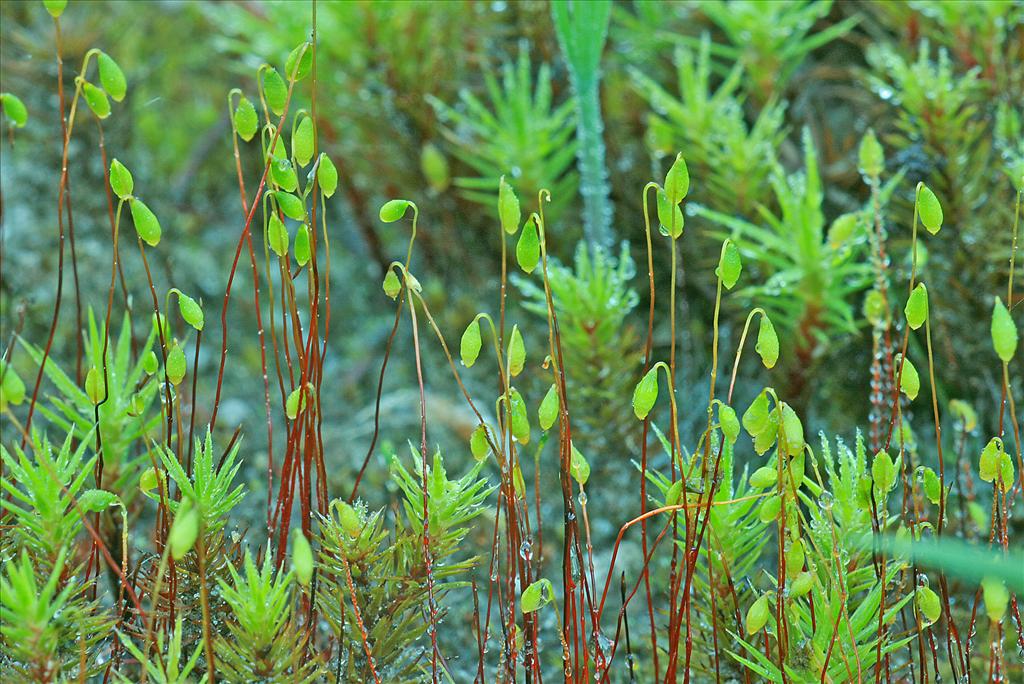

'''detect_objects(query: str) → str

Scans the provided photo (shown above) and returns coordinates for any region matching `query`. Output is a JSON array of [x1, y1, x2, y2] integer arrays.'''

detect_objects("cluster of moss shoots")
[[1, 2, 1022, 683]]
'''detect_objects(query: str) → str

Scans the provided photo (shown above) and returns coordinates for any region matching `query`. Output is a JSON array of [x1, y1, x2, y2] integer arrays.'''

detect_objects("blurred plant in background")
[[633, 34, 786, 217], [428, 47, 578, 222]]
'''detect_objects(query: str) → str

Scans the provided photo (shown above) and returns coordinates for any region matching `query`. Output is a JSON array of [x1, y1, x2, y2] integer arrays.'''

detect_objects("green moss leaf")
[[293, 116, 315, 167], [538, 384, 559, 431], [109, 158, 133, 199], [897, 354, 920, 401], [174, 291, 203, 331], [904, 283, 929, 330], [460, 319, 482, 368], [44, 0, 67, 18], [570, 442, 589, 486], [663, 153, 689, 205], [470, 424, 490, 462], [991, 296, 1017, 363], [745, 594, 771, 634], [719, 404, 739, 444], [507, 325, 525, 377], [656, 187, 684, 239], [979, 438, 1002, 483], [285, 42, 313, 81], [499, 176, 520, 235], [97, 52, 127, 102], [858, 129, 884, 177], [0, 93, 28, 127], [233, 96, 258, 141], [292, 530, 313, 587], [521, 578, 553, 613], [516, 216, 540, 273], [917, 185, 943, 234], [166, 342, 186, 385], [509, 388, 530, 445], [318, 153, 338, 198], [294, 224, 311, 266], [915, 586, 941, 625], [755, 315, 779, 369], [632, 367, 659, 420], [82, 81, 111, 119], [275, 191, 305, 221], [379, 199, 410, 223], [716, 241, 741, 289], [382, 269, 401, 299], [169, 503, 199, 560], [129, 199, 162, 247], [268, 214, 289, 257], [263, 67, 288, 115]]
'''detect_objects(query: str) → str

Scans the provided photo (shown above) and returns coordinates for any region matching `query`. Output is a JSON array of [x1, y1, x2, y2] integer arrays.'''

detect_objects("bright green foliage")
[[633, 34, 785, 215], [1, 432, 95, 563], [166, 341, 186, 384], [116, 619, 204, 684], [294, 224, 311, 265], [0, 359, 26, 409], [982, 578, 1009, 623], [518, 243, 639, 455], [470, 424, 490, 461], [129, 198, 162, 246], [516, 216, 541, 273], [82, 81, 111, 118], [698, 129, 871, 350], [507, 324, 526, 376], [700, 0, 859, 103], [497, 175, 521, 235], [286, 41, 313, 81], [916, 184, 943, 234], [905, 283, 929, 330], [570, 441, 590, 486], [521, 578, 555, 613], [717, 240, 741, 289], [262, 66, 288, 115], [1, 92, 28, 127], [275, 191, 305, 220], [897, 354, 920, 401], [379, 198, 409, 223], [991, 296, 1017, 362], [858, 128, 884, 178], [382, 268, 401, 299], [508, 387, 530, 445], [146, 430, 246, 539], [656, 187, 684, 239], [271, 157, 298, 192], [317, 449, 492, 682], [317, 153, 338, 197], [293, 116, 314, 166], [19, 312, 161, 493], [663, 153, 689, 205], [97, 51, 127, 102], [539, 384, 560, 431], [234, 96, 258, 141], [632, 367, 658, 420], [755, 314, 779, 368], [168, 499, 199, 560], [109, 158, 133, 199], [0, 550, 108, 681], [217, 552, 320, 682], [43, 0, 67, 18], [429, 51, 577, 220], [460, 318, 482, 367], [268, 213, 288, 257]]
